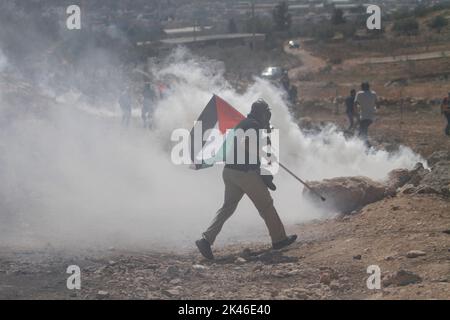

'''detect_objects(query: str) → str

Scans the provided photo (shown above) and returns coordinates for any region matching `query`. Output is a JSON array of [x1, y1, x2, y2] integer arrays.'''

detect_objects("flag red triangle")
[[215, 95, 245, 134]]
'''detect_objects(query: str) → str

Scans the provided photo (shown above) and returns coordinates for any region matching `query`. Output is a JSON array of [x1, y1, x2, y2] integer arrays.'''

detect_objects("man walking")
[[441, 92, 450, 136], [119, 86, 132, 127], [142, 83, 155, 129], [345, 89, 356, 130], [355, 82, 377, 143], [196, 99, 297, 260]]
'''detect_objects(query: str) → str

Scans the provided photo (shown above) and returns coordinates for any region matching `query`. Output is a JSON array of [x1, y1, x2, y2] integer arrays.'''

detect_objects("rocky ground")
[[0, 108, 448, 300], [0, 193, 448, 300], [1, 38, 449, 300]]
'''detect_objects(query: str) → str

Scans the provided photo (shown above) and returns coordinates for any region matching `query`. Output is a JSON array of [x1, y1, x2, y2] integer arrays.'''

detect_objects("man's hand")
[[261, 174, 276, 191]]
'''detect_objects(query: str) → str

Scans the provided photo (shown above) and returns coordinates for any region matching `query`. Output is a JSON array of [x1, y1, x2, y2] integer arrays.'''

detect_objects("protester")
[[345, 89, 356, 130], [119, 87, 132, 127], [441, 92, 450, 136], [142, 83, 155, 129], [355, 82, 377, 144], [289, 85, 298, 106], [196, 99, 297, 260]]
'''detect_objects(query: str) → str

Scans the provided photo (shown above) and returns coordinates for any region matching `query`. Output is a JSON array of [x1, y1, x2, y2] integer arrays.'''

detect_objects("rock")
[[427, 151, 450, 166], [169, 278, 182, 285], [382, 270, 422, 287], [192, 264, 209, 271], [384, 255, 396, 261], [303, 176, 386, 214], [329, 280, 340, 290], [418, 161, 450, 196], [96, 290, 110, 299], [319, 273, 331, 285], [406, 250, 426, 258], [145, 263, 160, 270], [414, 185, 440, 195], [280, 288, 310, 299], [235, 257, 247, 265], [146, 292, 158, 299], [165, 265, 178, 276], [385, 163, 427, 194], [241, 248, 252, 258], [353, 254, 362, 260], [272, 270, 290, 278], [94, 266, 107, 274], [398, 184, 416, 195], [162, 287, 182, 297]]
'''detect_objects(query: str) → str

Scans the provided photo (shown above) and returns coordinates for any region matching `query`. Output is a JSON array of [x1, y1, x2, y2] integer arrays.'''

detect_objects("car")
[[288, 40, 300, 49], [260, 67, 285, 80]]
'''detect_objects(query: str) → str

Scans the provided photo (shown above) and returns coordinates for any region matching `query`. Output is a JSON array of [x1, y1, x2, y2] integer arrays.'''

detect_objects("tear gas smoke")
[[0, 9, 424, 250]]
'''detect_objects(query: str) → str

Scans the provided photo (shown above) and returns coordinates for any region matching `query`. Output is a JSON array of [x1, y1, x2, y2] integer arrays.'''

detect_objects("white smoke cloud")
[[0, 48, 7, 72], [0, 47, 424, 251]]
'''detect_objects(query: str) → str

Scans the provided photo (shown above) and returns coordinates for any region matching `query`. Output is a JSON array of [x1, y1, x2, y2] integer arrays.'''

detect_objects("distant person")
[[289, 85, 298, 105], [345, 89, 357, 130], [281, 72, 290, 92], [355, 82, 377, 144], [441, 92, 450, 136], [157, 82, 169, 100], [119, 87, 132, 127], [142, 84, 155, 129]]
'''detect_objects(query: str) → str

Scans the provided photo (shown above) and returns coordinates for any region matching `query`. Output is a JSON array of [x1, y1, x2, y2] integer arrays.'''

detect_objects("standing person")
[[142, 83, 155, 129], [345, 89, 356, 130], [119, 87, 132, 127], [281, 71, 290, 93], [441, 92, 450, 136], [355, 82, 377, 143], [195, 99, 297, 260], [289, 85, 298, 106]]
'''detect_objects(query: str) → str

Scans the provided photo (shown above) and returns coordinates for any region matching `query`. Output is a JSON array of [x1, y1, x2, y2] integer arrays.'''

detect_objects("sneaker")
[[272, 235, 298, 250], [195, 238, 214, 260]]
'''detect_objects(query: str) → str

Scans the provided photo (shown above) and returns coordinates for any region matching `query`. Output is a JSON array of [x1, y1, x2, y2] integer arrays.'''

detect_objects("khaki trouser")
[[202, 167, 287, 245]]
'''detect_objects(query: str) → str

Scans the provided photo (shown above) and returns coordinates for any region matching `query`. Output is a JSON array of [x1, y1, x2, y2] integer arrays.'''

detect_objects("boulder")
[[303, 155, 449, 215], [382, 270, 422, 287], [303, 176, 386, 214], [384, 163, 428, 195], [419, 161, 450, 197], [427, 151, 450, 167], [406, 250, 426, 258]]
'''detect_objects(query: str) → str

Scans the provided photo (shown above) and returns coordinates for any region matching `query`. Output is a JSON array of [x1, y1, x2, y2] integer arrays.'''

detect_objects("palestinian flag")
[[190, 94, 245, 170]]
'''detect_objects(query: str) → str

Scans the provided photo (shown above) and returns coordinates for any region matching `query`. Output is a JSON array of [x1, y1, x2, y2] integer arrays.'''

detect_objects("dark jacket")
[[225, 114, 263, 172]]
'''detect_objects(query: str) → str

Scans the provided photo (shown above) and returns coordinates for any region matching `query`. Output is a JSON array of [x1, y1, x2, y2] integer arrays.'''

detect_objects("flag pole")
[[278, 162, 326, 202]]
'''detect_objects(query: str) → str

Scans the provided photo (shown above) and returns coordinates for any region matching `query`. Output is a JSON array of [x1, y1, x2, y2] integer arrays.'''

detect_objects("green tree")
[[272, 1, 291, 31], [429, 15, 448, 33]]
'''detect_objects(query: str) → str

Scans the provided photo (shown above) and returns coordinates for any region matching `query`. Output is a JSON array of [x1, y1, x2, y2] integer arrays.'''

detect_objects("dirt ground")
[[0, 106, 448, 300], [1, 31, 450, 300]]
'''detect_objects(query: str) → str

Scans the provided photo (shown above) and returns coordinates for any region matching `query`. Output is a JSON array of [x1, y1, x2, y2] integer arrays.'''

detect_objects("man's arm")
[[441, 99, 448, 114], [354, 93, 361, 117]]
